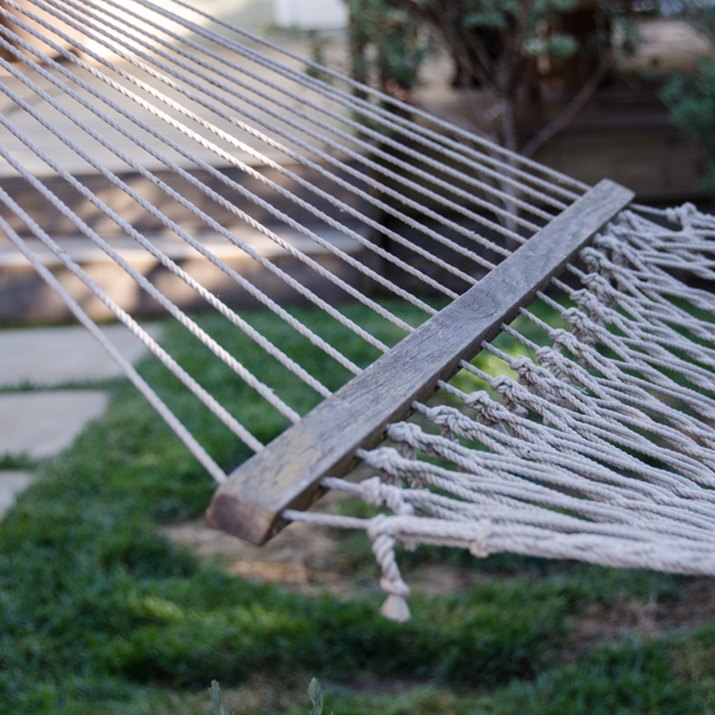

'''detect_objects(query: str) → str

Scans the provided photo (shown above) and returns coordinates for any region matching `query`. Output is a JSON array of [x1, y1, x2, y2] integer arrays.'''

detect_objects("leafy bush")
[[663, 57, 715, 195]]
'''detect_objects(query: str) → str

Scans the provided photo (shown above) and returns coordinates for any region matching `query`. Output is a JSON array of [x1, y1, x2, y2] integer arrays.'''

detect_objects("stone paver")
[[0, 390, 108, 459], [0, 323, 161, 387], [0, 322, 160, 518], [0, 471, 33, 520]]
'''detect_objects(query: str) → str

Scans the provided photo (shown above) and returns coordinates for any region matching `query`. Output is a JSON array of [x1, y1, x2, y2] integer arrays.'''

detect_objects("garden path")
[[0, 322, 160, 518]]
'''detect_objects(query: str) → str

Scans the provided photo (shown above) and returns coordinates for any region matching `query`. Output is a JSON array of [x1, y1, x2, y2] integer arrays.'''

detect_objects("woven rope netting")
[[1, 0, 714, 621], [288, 205, 715, 619]]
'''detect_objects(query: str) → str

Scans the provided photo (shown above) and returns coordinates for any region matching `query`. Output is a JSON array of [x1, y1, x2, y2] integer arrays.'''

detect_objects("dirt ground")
[[166, 496, 715, 650], [165, 483, 494, 604]]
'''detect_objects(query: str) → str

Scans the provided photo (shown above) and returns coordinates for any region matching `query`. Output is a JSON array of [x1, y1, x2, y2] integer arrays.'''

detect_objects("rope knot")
[[535, 345, 566, 373], [549, 328, 582, 355], [593, 234, 628, 266], [359, 476, 414, 516], [593, 234, 621, 253], [465, 389, 510, 423], [581, 271, 609, 294], [361, 447, 404, 484], [666, 202, 697, 228], [386, 422, 422, 450], [561, 308, 596, 343], [580, 246, 609, 270], [511, 357, 551, 391], [357, 476, 385, 507], [416, 403, 452, 437], [573, 290, 605, 318], [433, 406, 466, 441], [488, 377, 530, 414]]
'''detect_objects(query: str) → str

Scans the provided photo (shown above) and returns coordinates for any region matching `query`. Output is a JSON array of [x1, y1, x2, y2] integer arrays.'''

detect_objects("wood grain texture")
[[208, 179, 634, 544]]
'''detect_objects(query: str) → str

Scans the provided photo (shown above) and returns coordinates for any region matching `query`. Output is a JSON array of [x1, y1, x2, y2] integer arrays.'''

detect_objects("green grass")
[[0, 299, 711, 713], [0, 453, 37, 471]]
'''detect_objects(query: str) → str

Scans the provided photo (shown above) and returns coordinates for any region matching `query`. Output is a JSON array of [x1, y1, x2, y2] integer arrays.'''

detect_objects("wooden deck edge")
[[207, 179, 634, 545]]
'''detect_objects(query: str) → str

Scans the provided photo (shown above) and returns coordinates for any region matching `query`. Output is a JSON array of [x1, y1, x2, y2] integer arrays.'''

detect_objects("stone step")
[[0, 222, 371, 323], [0, 323, 163, 387], [0, 160, 373, 239], [0, 126, 377, 323], [0, 320, 161, 520], [0, 391, 108, 459]]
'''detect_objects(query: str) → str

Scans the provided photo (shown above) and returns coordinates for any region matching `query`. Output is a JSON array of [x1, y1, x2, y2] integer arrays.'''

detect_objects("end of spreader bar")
[[207, 179, 634, 545]]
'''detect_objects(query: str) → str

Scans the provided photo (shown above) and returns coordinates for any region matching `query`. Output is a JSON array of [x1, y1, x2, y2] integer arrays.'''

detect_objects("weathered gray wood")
[[208, 179, 634, 544]]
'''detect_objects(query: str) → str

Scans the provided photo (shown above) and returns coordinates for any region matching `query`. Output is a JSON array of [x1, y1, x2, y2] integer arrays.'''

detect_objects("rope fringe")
[[292, 208, 715, 620]]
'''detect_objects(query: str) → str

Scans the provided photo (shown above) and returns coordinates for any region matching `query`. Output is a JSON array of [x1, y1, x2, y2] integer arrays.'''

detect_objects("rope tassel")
[[368, 516, 411, 623]]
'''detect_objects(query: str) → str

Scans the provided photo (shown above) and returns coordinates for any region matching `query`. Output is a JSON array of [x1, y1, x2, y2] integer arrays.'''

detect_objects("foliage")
[[344, 0, 583, 98], [344, 0, 430, 94], [673, 1, 715, 36], [662, 7, 715, 195], [343, 0, 621, 151], [0, 453, 36, 470], [663, 58, 715, 194]]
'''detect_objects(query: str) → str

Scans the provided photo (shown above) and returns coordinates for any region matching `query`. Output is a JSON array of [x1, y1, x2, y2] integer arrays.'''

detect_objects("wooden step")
[[0, 223, 371, 323]]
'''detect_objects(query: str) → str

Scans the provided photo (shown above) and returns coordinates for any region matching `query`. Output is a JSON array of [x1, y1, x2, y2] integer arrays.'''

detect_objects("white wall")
[[75, 0, 275, 59], [197, 0, 274, 32], [273, 0, 348, 29], [10, 0, 343, 64]]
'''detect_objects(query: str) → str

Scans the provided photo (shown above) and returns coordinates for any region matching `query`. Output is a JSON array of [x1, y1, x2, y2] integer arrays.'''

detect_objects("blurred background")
[[261, 0, 715, 207], [1, 2, 715, 713]]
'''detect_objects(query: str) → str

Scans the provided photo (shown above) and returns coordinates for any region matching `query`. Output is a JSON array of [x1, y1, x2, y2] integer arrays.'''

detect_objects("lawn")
[[1, 299, 713, 713]]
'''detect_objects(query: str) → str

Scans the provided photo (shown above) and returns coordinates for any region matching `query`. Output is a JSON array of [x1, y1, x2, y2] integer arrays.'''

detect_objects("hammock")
[[2, 0, 713, 622]]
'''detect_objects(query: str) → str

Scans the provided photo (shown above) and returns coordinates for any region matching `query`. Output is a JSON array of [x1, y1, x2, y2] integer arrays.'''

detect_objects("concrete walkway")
[[0, 323, 159, 519], [0, 390, 108, 460], [0, 323, 159, 386]]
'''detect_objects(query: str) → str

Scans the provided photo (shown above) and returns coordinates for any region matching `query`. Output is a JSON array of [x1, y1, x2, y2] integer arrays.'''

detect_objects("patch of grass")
[[0, 377, 121, 395], [0, 297, 705, 712], [232, 628, 714, 714], [215, 634, 706, 714], [0, 453, 37, 471], [478, 638, 701, 715]]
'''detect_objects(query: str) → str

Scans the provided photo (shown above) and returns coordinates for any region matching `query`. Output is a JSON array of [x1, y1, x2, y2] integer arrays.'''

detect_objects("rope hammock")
[[1, 0, 713, 621]]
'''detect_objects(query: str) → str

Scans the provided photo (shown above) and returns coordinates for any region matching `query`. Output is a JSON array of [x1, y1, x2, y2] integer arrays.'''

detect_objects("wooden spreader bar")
[[208, 179, 634, 544]]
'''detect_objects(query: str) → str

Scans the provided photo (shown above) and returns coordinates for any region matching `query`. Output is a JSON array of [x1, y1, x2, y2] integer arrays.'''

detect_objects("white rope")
[[7, 0, 713, 625], [14, 0, 532, 267], [148, 0, 588, 202], [93, 0, 572, 218], [0, 0, 592, 474], [0, 47, 404, 372], [293, 207, 715, 620], [0, 21, 422, 347], [0, 183, 266, 454], [0, 89, 353, 424], [4, 0, 481, 297], [74, 0, 545, 236], [0, 211, 230, 483]]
